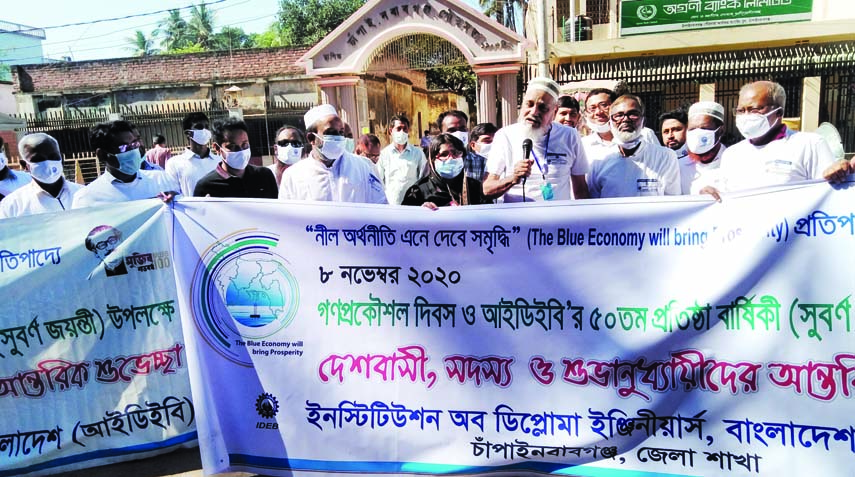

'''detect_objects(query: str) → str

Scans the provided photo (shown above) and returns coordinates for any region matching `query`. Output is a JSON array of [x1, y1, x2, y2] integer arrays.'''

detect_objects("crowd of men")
[[0, 77, 850, 218]]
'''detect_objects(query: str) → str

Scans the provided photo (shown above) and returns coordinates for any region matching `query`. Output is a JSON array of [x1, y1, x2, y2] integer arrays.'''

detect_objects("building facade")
[[535, 0, 855, 151]]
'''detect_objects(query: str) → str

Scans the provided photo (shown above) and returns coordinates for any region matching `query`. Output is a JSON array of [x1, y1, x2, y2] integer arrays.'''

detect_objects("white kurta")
[[486, 122, 590, 202], [0, 179, 83, 218], [278, 153, 387, 204], [588, 142, 681, 198], [719, 128, 835, 192], [72, 170, 178, 209], [164, 148, 221, 196]]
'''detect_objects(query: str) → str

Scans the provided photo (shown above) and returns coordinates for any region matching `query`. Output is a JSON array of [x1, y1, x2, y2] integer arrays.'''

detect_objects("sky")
[[6, 0, 488, 63], [6, 0, 281, 62]]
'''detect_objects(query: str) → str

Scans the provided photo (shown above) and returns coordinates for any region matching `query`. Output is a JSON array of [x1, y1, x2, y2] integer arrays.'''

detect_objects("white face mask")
[[735, 107, 781, 140], [187, 128, 212, 146], [392, 130, 409, 145], [686, 127, 721, 154], [450, 131, 468, 146], [590, 121, 612, 134], [222, 148, 251, 170], [319, 135, 346, 161], [343, 137, 355, 153], [29, 159, 64, 184], [477, 143, 492, 157], [277, 145, 302, 165], [0, 152, 6, 169], [114, 148, 142, 176]]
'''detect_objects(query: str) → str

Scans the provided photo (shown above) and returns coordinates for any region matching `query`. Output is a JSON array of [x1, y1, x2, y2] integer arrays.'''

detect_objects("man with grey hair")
[[1, 133, 82, 218], [588, 94, 680, 198], [484, 76, 590, 202], [279, 104, 386, 203], [710, 80, 834, 194]]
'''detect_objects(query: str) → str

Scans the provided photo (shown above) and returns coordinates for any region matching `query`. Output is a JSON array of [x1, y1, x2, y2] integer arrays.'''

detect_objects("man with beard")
[[483, 77, 590, 202], [659, 109, 688, 159], [278, 104, 386, 203], [682, 101, 727, 195], [587, 95, 680, 198], [582, 88, 659, 164]]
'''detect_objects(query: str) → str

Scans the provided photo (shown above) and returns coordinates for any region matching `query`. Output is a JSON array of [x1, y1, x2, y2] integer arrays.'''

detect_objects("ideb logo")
[[190, 230, 299, 365], [255, 392, 280, 430], [637, 5, 657, 21]]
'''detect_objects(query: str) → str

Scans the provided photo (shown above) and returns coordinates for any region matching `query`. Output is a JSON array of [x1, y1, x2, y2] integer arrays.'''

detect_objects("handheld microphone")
[[521, 138, 533, 187]]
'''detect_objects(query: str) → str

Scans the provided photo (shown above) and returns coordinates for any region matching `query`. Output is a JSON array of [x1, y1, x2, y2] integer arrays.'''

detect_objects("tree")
[[214, 26, 255, 50], [188, 3, 216, 50], [156, 9, 190, 52], [275, 0, 365, 46], [479, 0, 527, 33], [426, 66, 477, 109], [126, 30, 158, 57]]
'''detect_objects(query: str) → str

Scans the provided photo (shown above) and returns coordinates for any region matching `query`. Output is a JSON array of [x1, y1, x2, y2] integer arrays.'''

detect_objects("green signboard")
[[621, 0, 813, 36]]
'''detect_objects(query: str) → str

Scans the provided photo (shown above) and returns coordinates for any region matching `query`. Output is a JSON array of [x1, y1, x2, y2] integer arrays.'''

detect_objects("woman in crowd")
[[402, 133, 490, 209]]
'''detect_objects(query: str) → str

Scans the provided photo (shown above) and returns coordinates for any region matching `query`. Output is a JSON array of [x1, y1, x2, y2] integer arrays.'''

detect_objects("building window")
[[586, 0, 611, 25]]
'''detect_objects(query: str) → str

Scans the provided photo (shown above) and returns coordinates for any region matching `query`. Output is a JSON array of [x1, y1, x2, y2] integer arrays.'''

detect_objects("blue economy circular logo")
[[190, 230, 299, 365]]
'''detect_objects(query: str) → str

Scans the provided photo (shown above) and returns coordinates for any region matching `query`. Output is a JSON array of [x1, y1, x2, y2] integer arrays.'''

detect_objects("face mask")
[[590, 121, 612, 134], [114, 148, 142, 176], [392, 130, 409, 145], [435, 157, 464, 179], [29, 160, 64, 184], [450, 131, 469, 146], [222, 148, 251, 170], [277, 145, 302, 165], [343, 138, 355, 153], [319, 135, 346, 161], [736, 107, 781, 140], [477, 143, 492, 157], [187, 128, 212, 145], [0, 152, 6, 169], [686, 127, 721, 154]]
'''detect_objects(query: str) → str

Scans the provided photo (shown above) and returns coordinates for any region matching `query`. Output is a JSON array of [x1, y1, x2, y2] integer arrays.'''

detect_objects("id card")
[[541, 182, 554, 201]]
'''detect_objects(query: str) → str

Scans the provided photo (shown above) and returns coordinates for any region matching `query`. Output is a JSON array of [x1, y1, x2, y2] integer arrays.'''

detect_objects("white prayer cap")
[[526, 76, 561, 100], [688, 101, 725, 123], [304, 104, 338, 129]]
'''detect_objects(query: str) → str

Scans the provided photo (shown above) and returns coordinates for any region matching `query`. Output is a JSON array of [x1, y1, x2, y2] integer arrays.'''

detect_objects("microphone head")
[[522, 138, 533, 158]]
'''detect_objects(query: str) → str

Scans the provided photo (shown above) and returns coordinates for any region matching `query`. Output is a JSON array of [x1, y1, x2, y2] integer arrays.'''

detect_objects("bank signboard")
[[621, 0, 813, 36]]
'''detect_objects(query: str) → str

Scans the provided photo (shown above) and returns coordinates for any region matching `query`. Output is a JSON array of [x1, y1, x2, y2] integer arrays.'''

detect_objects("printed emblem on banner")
[[255, 393, 279, 419], [189, 230, 300, 365], [637, 4, 657, 21], [84, 224, 171, 279]]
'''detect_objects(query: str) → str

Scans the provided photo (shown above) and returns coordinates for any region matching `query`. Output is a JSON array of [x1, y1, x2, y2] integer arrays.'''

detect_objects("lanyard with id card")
[[529, 131, 554, 201]]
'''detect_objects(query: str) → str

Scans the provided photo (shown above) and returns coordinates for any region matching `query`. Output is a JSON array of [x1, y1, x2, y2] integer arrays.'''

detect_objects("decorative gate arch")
[[298, 0, 530, 133]]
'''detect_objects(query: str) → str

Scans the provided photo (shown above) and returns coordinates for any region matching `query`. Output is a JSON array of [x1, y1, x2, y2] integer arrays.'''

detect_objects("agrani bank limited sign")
[[620, 0, 813, 36]]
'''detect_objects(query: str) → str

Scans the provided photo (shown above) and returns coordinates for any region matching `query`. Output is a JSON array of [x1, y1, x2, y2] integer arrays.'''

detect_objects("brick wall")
[[12, 47, 312, 94]]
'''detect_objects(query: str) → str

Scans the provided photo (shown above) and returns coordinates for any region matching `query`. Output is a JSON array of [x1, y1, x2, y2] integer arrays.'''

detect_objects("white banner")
[[0, 200, 195, 476], [172, 182, 855, 477]]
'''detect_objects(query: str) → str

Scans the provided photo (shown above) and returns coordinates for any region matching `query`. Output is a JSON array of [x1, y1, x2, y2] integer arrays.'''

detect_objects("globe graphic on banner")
[[214, 254, 295, 327]]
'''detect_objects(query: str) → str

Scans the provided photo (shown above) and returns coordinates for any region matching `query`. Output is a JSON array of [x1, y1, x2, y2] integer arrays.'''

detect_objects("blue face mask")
[[435, 157, 464, 179], [113, 148, 142, 176]]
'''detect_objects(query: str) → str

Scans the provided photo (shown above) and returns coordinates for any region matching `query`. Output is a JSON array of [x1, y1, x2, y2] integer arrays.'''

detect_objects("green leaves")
[[275, 0, 366, 47]]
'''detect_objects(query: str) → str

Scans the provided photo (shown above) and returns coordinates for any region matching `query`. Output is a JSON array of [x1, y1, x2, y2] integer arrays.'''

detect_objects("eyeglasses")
[[94, 236, 119, 250], [586, 102, 611, 114], [610, 111, 642, 122], [216, 143, 250, 153], [435, 150, 464, 160], [115, 141, 141, 153], [733, 106, 777, 116], [277, 140, 302, 147]]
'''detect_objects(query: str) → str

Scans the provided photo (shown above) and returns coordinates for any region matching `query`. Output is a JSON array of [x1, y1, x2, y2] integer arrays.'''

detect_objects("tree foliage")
[[125, 30, 159, 57], [274, 0, 365, 46], [426, 66, 477, 109]]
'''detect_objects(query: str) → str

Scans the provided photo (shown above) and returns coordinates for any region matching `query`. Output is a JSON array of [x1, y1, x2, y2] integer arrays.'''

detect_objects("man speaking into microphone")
[[484, 77, 590, 202]]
